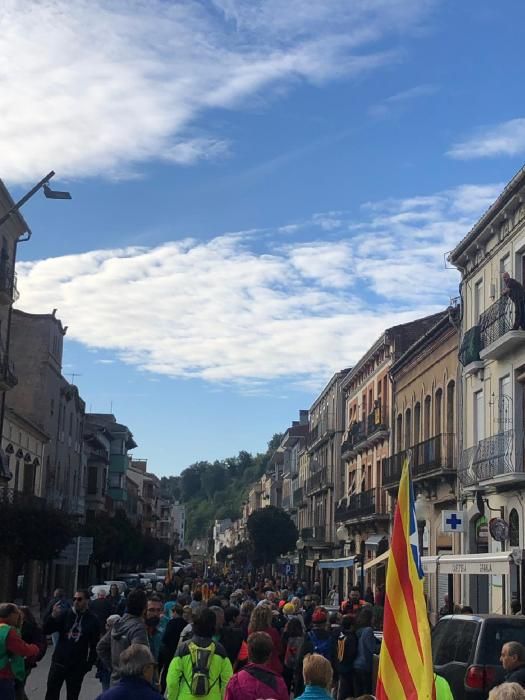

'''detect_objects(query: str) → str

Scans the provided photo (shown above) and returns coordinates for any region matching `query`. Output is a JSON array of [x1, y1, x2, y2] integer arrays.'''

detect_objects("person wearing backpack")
[[352, 606, 380, 696], [335, 616, 357, 700], [281, 617, 304, 692], [294, 608, 335, 697], [166, 607, 232, 700], [224, 632, 288, 700]]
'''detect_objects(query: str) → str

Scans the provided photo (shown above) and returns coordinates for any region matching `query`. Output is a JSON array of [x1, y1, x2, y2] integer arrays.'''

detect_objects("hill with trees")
[[160, 433, 282, 543]]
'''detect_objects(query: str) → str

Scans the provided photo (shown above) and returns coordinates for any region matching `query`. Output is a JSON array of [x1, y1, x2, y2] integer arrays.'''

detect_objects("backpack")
[[187, 641, 216, 697], [336, 631, 357, 673], [284, 635, 303, 669], [307, 630, 332, 661]]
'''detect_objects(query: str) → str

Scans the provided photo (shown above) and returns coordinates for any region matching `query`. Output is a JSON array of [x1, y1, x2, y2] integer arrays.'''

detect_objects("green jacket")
[[166, 635, 233, 700], [435, 673, 454, 700], [0, 624, 26, 682]]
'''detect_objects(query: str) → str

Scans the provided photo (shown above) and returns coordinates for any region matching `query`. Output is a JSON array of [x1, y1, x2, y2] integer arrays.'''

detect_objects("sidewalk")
[[25, 650, 102, 700]]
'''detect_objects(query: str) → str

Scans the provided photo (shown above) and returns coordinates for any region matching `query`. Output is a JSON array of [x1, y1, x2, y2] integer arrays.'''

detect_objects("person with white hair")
[[489, 682, 525, 699], [95, 644, 162, 699]]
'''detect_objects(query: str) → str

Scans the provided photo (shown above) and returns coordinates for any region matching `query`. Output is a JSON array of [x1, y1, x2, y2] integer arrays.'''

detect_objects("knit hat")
[[312, 608, 328, 624], [283, 603, 295, 615]]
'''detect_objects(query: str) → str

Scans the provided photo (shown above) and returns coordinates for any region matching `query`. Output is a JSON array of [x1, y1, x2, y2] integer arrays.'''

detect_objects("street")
[[26, 649, 102, 700]]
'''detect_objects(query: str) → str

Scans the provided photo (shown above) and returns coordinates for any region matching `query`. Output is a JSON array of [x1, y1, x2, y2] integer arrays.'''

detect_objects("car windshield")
[[478, 620, 525, 665]]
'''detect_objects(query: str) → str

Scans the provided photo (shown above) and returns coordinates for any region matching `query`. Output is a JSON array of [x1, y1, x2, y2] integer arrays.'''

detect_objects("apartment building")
[[158, 500, 186, 550], [86, 413, 137, 504], [0, 181, 29, 481], [450, 166, 525, 613], [272, 411, 308, 527], [7, 310, 86, 517], [128, 458, 160, 536], [298, 370, 348, 583], [336, 315, 443, 593], [84, 418, 112, 519], [386, 309, 460, 618], [2, 408, 49, 498]]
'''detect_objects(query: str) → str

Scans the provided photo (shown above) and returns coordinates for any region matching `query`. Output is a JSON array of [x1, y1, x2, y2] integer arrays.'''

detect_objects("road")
[[25, 649, 102, 700]]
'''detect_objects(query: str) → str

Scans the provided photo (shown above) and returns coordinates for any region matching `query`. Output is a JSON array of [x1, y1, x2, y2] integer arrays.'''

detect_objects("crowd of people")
[[1, 573, 525, 699]]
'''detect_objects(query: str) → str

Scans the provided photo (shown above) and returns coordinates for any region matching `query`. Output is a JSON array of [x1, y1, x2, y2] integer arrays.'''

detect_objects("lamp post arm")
[[0, 171, 55, 229]]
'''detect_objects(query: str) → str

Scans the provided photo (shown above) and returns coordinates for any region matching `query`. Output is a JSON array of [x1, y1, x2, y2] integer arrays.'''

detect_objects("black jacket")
[[506, 664, 525, 687], [44, 607, 100, 669]]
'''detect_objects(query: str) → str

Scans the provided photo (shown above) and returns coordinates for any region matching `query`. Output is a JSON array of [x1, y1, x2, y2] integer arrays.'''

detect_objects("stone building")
[[449, 165, 525, 613], [385, 309, 459, 620], [297, 370, 348, 585], [7, 309, 86, 517], [336, 314, 443, 595]]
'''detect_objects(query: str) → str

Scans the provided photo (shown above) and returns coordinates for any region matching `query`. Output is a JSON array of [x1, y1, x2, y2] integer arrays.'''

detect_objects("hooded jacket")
[[44, 607, 99, 669], [96, 613, 149, 686], [224, 663, 288, 700], [165, 634, 232, 700], [95, 676, 163, 700]]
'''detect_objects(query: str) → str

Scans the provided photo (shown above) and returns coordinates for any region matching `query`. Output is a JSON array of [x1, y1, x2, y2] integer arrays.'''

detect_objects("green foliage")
[[174, 439, 282, 543], [247, 505, 298, 565], [0, 502, 74, 562], [82, 509, 168, 569]]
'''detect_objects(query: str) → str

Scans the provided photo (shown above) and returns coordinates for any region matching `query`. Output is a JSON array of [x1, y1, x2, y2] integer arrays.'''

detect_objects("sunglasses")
[[73, 597, 85, 602]]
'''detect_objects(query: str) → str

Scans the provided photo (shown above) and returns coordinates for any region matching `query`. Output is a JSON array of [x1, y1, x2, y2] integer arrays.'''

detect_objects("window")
[[87, 466, 98, 495], [474, 278, 484, 322], [498, 375, 511, 430], [404, 408, 412, 449], [423, 396, 431, 441], [414, 402, 421, 444], [500, 254, 511, 293], [435, 389, 443, 436], [474, 390, 484, 443], [109, 472, 123, 489]]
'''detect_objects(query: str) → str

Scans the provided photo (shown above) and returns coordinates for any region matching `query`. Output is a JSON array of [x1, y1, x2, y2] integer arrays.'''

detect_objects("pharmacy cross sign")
[[446, 513, 462, 530], [442, 510, 464, 533]]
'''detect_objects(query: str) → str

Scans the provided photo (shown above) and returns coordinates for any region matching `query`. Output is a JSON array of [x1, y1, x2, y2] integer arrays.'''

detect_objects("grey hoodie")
[[96, 613, 149, 685]]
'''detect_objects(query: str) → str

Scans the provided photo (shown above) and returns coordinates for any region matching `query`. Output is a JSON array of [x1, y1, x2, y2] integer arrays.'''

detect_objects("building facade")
[[385, 310, 460, 619], [450, 166, 525, 613], [336, 315, 443, 594]]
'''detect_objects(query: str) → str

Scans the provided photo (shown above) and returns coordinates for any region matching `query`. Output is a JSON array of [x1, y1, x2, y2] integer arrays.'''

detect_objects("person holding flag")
[[376, 456, 435, 699]]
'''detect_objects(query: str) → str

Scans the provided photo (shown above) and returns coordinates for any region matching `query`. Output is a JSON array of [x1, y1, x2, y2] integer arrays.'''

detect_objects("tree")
[[0, 503, 74, 562], [247, 506, 298, 565]]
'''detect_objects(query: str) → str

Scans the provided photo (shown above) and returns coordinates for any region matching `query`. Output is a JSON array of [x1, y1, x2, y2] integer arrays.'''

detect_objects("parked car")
[[432, 614, 525, 699]]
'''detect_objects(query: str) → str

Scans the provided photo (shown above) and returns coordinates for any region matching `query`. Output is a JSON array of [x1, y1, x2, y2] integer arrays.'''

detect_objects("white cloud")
[[448, 118, 525, 159], [0, 0, 434, 183], [369, 83, 438, 118], [15, 181, 499, 387]]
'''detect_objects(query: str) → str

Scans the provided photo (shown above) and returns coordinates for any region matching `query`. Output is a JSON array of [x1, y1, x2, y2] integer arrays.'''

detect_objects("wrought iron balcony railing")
[[458, 430, 515, 486], [293, 486, 304, 505], [480, 297, 514, 349], [383, 433, 455, 487], [336, 487, 387, 521], [305, 466, 331, 494]]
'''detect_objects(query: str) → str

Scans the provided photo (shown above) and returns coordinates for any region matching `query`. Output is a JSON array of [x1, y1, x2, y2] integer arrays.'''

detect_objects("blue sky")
[[3, 1, 525, 475]]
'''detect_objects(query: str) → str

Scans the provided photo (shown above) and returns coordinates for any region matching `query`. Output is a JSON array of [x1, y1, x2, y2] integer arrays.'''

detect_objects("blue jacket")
[[95, 676, 163, 700], [353, 626, 380, 672], [295, 685, 332, 700]]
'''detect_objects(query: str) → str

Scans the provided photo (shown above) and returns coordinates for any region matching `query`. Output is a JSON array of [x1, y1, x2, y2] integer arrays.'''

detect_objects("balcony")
[[458, 430, 521, 487], [459, 325, 484, 376], [342, 402, 389, 457], [0, 262, 19, 305], [335, 487, 388, 523], [383, 433, 455, 488], [300, 525, 327, 544], [308, 412, 334, 449], [479, 297, 525, 361], [305, 466, 331, 495], [0, 487, 45, 509], [293, 486, 304, 506], [0, 354, 17, 391], [281, 495, 291, 510]]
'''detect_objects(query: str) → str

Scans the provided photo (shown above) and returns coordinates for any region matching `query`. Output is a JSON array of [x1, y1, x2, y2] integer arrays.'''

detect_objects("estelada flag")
[[376, 457, 435, 699]]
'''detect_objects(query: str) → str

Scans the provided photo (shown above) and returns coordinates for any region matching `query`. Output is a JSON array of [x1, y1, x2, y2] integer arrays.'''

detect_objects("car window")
[[433, 620, 478, 665], [433, 620, 452, 664], [478, 621, 525, 665]]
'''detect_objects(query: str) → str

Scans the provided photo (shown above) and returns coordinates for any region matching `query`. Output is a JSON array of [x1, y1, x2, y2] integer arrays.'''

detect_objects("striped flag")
[[376, 457, 435, 699]]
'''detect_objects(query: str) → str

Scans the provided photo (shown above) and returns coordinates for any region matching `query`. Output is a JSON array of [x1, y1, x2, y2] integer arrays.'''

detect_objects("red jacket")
[[0, 626, 39, 680], [224, 663, 288, 700]]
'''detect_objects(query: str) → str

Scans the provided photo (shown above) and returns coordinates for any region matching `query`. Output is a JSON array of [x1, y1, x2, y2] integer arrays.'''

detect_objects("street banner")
[[376, 458, 435, 699]]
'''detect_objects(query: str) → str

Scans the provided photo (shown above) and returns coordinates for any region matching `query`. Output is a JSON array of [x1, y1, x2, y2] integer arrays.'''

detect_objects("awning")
[[364, 549, 390, 571], [365, 534, 387, 549], [421, 556, 438, 574], [319, 557, 355, 570], [437, 551, 516, 576]]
